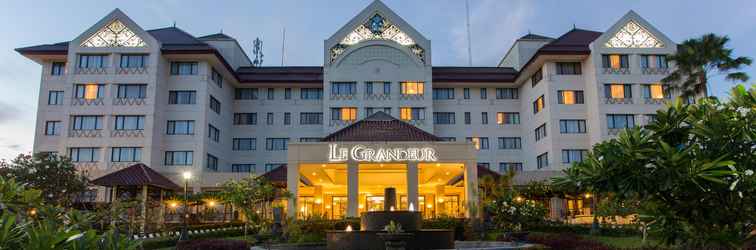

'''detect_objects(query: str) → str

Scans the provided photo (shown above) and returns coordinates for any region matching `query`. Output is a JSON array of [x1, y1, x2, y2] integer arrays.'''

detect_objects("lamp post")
[[179, 171, 192, 241]]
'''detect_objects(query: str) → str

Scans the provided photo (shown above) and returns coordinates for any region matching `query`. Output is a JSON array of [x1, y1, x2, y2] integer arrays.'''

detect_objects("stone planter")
[[377, 232, 414, 250]]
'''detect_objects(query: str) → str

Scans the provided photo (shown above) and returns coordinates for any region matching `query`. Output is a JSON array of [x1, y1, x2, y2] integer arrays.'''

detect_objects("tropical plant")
[[0, 153, 89, 207], [219, 175, 290, 238], [662, 33, 752, 97], [486, 192, 548, 232], [553, 85, 756, 248]]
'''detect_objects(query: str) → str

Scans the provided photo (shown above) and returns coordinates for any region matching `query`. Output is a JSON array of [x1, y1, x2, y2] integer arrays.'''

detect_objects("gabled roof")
[[91, 163, 181, 190], [538, 28, 602, 54], [519, 33, 553, 40], [321, 111, 442, 142], [15, 42, 69, 55], [199, 33, 235, 40]]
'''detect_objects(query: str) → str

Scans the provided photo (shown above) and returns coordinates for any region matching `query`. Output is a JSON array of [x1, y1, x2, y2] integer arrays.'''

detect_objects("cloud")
[[0, 102, 20, 124]]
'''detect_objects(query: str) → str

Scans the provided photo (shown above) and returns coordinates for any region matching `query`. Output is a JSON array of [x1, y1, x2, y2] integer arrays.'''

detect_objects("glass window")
[[267, 88, 275, 100], [481, 112, 488, 124], [284, 112, 291, 125], [120, 54, 147, 68], [463, 88, 470, 99], [499, 162, 523, 173], [383, 82, 391, 94], [641, 55, 668, 68], [555, 62, 581, 75], [535, 123, 547, 141], [210, 96, 221, 114], [283, 88, 291, 99], [265, 163, 285, 172], [169, 91, 196, 104], [537, 153, 549, 169], [44, 121, 62, 136], [332, 82, 356, 95], [498, 137, 522, 149], [166, 120, 195, 135], [559, 120, 587, 134], [165, 151, 193, 166], [607, 114, 636, 129], [464, 112, 471, 124], [558, 90, 584, 104], [300, 88, 323, 100], [642, 84, 669, 99], [562, 149, 588, 164], [602, 54, 629, 69], [480, 88, 487, 99], [211, 68, 223, 88], [466, 137, 489, 150], [299, 137, 322, 142], [51, 62, 66, 75], [433, 112, 455, 124], [170, 62, 198, 75], [116, 84, 146, 99], [72, 116, 103, 130], [267, 113, 274, 125], [496, 112, 520, 125], [605, 84, 632, 99], [111, 147, 142, 162], [206, 154, 218, 171], [266, 138, 289, 151], [331, 108, 357, 121], [533, 95, 545, 114], [114, 115, 145, 130], [235, 88, 259, 100], [400, 107, 425, 121], [48, 91, 64, 105], [233, 113, 257, 125], [208, 124, 220, 142], [77, 55, 106, 69], [232, 164, 254, 173], [433, 88, 455, 100], [495, 88, 519, 99], [69, 147, 100, 162], [531, 68, 543, 87], [365, 82, 374, 95], [232, 138, 256, 151], [300, 112, 323, 125], [74, 84, 104, 100], [400, 82, 424, 95]]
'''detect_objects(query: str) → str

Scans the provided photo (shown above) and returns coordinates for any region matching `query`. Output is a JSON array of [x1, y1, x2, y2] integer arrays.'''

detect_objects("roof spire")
[[220, 28, 223, 34], [172, 21, 176, 28], [573, 23, 576, 29]]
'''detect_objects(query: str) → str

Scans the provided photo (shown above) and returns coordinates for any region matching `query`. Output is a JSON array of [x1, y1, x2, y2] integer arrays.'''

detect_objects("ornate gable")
[[81, 19, 146, 48], [330, 13, 425, 63], [605, 20, 663, 48]]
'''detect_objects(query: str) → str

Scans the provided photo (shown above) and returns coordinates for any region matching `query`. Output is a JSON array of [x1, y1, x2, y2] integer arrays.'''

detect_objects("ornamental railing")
[[604, 98, 634, 105], [113, 98, 146, 106], [644, 98, 667, 105], [329, 94, 356, 101], [329, 119, 355, 127], [74, 67, 109, 75], [399, 94, 424, 101], [110, 130, 144, 138], [116, 67, 148, 75], [602, 68, 631, 75], [72, 98, 105, 106], [365, 94, 391, 101], [69, 129, 103, 138], [641, 67, 670, 75]]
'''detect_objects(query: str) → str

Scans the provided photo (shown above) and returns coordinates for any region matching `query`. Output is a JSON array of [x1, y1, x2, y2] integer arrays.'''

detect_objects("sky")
[[0, 0, 755, 160]]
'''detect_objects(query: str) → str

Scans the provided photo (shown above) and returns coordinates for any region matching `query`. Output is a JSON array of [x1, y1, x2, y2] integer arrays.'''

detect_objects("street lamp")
[[179, 171, 192, 241]]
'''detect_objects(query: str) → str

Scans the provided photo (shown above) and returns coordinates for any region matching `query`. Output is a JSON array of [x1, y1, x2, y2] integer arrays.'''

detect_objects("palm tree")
[[662, 33, 751, 98]]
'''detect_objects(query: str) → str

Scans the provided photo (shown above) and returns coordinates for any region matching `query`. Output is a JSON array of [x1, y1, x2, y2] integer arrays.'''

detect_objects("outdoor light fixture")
[[345, 225, 353, 232], [179, 171, 192, 241], [409, 203, 415, 211], [208, 201, 216, 207], [438, 198, 445, 203], [170, 202, 178, 208], [426, 204, 433, 208], [182, 171, 192, 180]]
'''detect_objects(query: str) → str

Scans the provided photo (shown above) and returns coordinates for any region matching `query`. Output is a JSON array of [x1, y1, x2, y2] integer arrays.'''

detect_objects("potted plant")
[[377, 220, 413, 250]]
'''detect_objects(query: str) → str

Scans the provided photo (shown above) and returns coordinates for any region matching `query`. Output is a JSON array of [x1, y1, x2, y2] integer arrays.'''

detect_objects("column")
[[140, 185, 148, 234], [286, 162, 299, 218], [463, 160, 478, 218], [346, 163, 359, 217], [406, 163, 419, 211]]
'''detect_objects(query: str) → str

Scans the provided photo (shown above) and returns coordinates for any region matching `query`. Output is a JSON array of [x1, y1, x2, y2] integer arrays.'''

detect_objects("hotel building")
[[17, 1, 683, 219]]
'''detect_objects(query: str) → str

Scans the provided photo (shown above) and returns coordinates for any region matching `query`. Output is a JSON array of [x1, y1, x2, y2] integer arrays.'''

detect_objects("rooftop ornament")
[[330, 13, 425, 63]]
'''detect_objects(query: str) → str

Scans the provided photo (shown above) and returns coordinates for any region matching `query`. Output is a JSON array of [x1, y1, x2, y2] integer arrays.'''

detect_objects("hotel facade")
[[17, 1, 683, 219]]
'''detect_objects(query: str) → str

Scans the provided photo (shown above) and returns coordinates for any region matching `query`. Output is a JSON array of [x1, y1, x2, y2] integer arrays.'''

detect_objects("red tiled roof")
[[91, 163, 181, 190], [260, 165, 287, 184], [537, 28, 602, 54], [321, 112, 442, 142], [236, 66, 324, 83]]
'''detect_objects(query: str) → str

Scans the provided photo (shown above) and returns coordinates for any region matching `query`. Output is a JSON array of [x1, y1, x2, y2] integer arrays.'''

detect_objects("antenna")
[[252, 37, 264, 67], [281, 27, 286, 66], [465, 0, 473, 66]]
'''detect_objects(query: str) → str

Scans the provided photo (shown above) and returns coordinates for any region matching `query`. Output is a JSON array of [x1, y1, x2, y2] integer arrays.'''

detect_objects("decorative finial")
[[220, 28, 223, 34], [573, 23, 576, 29], [172, 21, 176, 28]]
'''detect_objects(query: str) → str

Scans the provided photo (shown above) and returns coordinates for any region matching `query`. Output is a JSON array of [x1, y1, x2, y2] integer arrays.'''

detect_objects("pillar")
[[463, 160, 478, 218], [346, 163, 359, 217], [140, 185, 148, 234], [110, 185, 118, 228], [406, 163, 419, 211], [286, 162, 299, 218]]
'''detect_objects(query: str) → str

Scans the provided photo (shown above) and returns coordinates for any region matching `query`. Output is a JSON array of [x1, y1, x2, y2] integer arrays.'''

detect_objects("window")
[[478, 163, 491, 170], [206, 154, 218, 171], [481, 112, 488, 124], [495, 88, 518, 99], [400, 82, 424, 95], [498, 137, 522, 149], [120, 54, 147, 68], [535, 123, 547, 141], [537, 153, 549, 169], [209, 96, 221, 114], [463, 88, 470, 99], [165, 151, 193, 166], [383, 82, 391, 94], [267, 88, 275, 100], [265, 164, 285, 172], [72, 116, 103, 130], [74, 84, 104, 100], [300, 112, 323, 125], [284, 112, 291, 125], [533, 95, 545, 114], [433, 88, 455, 100], [266, 113, 274, 125], [496, 112, 520, 125], [332, 82, 356, 95], [44, 121, 61, 135], [365, 82, 374, 95], [640, 55, 668, 68], [499, 163, 523, 173], [642, 84, 669, 99], [531, 68, 543, 87], [607, 114, 635, 129], [169, 91, 196, 104], [605, 84, 632, 99], [560, 120, 587, 134], [284, 88, 292, 99], [300, 88, 323, 100], [299, 138, 322, 142], [77, 55, 106, 68], [111, 147, 142, 162], [266, 138, 289, 151], [558, 90, 584, 104], [170, 62, 198, 75], [51, 62, 66, 75], [232, 138, 256, 151], [211, 68, 223, 88], [466, 137, 489, 150], [208, 124, 220, 142], [48, 91, 64, 105], [235, 88, 259, 100], [166, 120, 194, 135], [433, 112, 455, 124], [480, 88, 487, 99], [69, 147, 100, 162], [602, 54, 629, 69], [439, 137, 456, 142], [232, 164, 254, 173], [555, 62, 581, 75], [366, 107, 392, 116], [399, 107, 424, 121], [562, 149, 588, 164], [645, 114, 658, 125], [116, 84, 146, 99], [464, 112, 471, 124], [331, 108, 357, 121], [114, 115, 144, 130]]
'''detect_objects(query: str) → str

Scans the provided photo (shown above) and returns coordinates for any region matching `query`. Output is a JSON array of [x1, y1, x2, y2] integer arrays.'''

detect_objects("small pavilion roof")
[[91, 163, 181, 190]]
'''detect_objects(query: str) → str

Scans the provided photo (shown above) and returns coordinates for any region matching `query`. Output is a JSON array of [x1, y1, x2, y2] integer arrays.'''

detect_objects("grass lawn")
[[583, 235, 658, 248]]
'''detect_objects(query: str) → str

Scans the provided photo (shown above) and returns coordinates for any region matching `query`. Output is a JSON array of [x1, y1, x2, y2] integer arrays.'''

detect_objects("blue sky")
[[1, 0, 754, 160]]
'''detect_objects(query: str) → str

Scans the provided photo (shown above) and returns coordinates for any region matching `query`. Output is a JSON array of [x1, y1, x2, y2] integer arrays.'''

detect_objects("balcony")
[[69, 129, 103, 138], [116, 67, 149, 75], [74, 67, 109, 75], [641, 67, 670, 75], [72, 98, 105, 106], [399, 94, 424, 101], [113, 98, 146, 106], [603, 98, 634, 105], [110, 130, 144, 138], [602, 68, 631, 75]]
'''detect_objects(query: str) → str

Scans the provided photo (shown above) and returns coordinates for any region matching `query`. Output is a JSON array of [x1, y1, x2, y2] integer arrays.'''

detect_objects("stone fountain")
[[326, 187, 454, 250]]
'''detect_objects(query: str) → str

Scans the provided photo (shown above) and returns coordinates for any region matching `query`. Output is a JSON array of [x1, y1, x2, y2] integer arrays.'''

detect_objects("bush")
[[528, 221, 642, 237], [526, 232, 610, 250], [176, 239, 249, 250], [141, 228, 247, 250], [423, 217, 467, 240]]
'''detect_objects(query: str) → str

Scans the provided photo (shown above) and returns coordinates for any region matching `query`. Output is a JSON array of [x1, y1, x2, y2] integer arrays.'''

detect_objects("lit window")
[[74, 84, 103, 100], [649, 84, 665, 99], [610, 55, 621, 69], [466, 137, 489, 150], [605, 84, 632, 99], [401, 82, 424, 95], [558, 90, 585, 104], [496, 112, 520, 125], [533, 95, 545, 114], [332, 108, 357, 121]]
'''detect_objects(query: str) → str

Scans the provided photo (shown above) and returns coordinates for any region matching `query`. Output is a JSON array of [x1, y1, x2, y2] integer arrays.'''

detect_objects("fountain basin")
[[361, 211, 422, 231], [326, 229, 454, 250]]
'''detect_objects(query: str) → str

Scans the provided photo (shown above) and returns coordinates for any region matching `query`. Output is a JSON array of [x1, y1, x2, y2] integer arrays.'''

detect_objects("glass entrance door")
[[366, 196, 384, 212], [330, 196, 347, 219]]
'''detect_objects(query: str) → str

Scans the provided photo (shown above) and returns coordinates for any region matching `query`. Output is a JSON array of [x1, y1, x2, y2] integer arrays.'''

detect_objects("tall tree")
[[662, 33, 751, 98], [0, 153, 89, 207]]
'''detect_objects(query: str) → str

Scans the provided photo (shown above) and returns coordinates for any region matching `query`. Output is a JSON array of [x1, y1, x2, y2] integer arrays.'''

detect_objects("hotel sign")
[[328, 144, 438, 162]]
